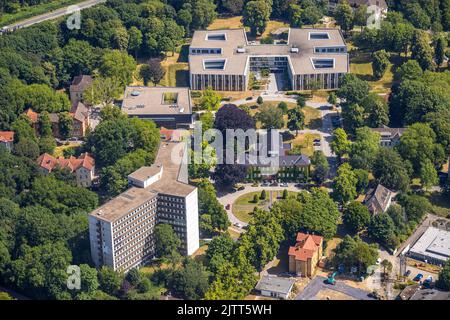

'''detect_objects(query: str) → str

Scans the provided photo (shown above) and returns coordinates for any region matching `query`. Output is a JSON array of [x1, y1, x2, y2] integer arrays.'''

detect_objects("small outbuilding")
[[254, 276, 296, 300]]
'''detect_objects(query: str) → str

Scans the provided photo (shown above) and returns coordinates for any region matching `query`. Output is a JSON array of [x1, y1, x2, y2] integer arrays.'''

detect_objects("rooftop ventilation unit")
[[136, 104, 145, 108], [290, 47, 299, 53]]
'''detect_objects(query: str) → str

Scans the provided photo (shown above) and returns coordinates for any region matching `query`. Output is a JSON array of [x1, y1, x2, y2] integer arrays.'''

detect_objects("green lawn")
[[246, 101, 322, 130], [232, 190, 298, 223], [350, 51, 406, 94], [426, 192, 450, 217], [303, 106, 322, 129], [232, 191, 266, 223], [286, 133, 321, 157], [0, 0, 82, 27], [160, 50, 189, 87]]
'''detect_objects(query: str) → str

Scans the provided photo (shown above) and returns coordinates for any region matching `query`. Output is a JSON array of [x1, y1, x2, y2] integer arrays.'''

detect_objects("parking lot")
[[295, 276, 376, 300]]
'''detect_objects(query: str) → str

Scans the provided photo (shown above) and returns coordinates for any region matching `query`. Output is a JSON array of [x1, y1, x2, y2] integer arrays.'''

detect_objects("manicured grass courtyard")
[[232, 190, 298, 223]]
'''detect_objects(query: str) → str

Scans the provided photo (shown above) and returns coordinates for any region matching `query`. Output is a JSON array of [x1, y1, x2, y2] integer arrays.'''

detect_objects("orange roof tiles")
[[0, 131, 14, 143], [37, 152, 95, 173], [289, 232, 323, 262], [25, 109, 39, 123]]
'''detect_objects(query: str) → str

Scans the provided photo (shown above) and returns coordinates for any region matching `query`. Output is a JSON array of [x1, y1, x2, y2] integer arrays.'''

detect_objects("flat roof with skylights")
[[122, 86, 192, 116], [206, 33, 226, 41], [203, 59, 226, 70], [312, 58, 335, 69], [309, 32, 330, 40], [189, 28, 348, 75]]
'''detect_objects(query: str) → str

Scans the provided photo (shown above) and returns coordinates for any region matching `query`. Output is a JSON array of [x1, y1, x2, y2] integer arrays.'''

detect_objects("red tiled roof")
[[37, 153, 58, 172], [0, 131, 14, 143], [37, 152, 95, 172], [289, 232, 323, 262], [160, 127, 174, 141], [25, 109, 39, 123], [296, 233, 323, 246]]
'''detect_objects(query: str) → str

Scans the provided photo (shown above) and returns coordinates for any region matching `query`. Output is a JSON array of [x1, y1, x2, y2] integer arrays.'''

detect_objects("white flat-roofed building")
[[121, 86, 193, 129], [89, 140, 199, 272], [408, 227, 450, 266], [189, 28, 349, 91]]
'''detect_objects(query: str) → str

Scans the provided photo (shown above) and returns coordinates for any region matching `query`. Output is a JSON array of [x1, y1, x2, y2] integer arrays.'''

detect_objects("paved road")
[[217, 183, 305, 227], [295, 276, 375, 300], [228, 94, 338, 161], [0, 285, 30, 300], [1, 0, 105, 32]]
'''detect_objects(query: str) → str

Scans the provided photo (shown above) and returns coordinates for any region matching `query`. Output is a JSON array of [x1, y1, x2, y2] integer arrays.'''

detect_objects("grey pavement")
[[295, 276, 375, 300]]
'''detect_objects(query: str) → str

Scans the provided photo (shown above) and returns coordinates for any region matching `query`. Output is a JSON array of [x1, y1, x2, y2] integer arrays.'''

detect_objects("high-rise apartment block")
[[88, 138, 199, 272]]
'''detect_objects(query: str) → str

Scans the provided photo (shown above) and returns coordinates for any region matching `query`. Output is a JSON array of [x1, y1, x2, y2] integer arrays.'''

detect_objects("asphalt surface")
[[295, 276, 375, 300], [1, 0, 105, 32]]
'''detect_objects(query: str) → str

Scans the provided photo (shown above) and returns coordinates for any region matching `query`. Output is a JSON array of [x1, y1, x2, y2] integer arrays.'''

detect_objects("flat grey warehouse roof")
[[255, 276, 296, 295], [122, 86, 192, 116], [409, 227, 450, 263], [189, 28, 348, 75]]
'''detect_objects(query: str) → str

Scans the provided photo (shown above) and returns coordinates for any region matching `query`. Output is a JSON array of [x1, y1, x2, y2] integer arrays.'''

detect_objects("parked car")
[[404, 270, 411, 277], [225, 204, 231, 210], [413, 274, 424, 282], [279, 272, 294, 277], [423, 276, 433, 287], [280, 182, 288, 187], [376, 258, 382, 265], [251, 182, 259, 187], [234, 223, 242, 228], [270, 181, 279, 186], [261, 182, 270, 187], [368, 291, 381, 300], [237, 185, 245, 191]]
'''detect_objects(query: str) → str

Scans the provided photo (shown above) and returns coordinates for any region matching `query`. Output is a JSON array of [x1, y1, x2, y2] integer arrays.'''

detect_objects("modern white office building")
[[189, 28, 349, 91]]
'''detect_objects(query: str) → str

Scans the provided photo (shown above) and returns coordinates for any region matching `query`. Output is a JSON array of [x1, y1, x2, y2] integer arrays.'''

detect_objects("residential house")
[[399, 285, 450, 300], [37, 152, 96, 187], [245, 130, 310, 181], [364, 184, 394, 214], [371, 126, 405, 147], [288, 232, 323, 277], [24, 102, 89, 139], [69, 75, 93, 105], [70, 102, 90, 138], [0, 131, 14, 151], [254, 276, 296, 300]]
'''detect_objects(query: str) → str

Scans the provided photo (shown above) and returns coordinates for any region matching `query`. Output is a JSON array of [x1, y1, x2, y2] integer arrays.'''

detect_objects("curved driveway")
[[217, 183, 303, 227]]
